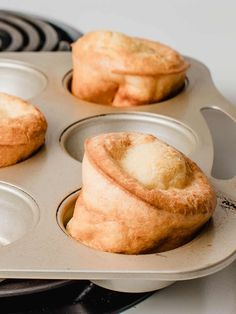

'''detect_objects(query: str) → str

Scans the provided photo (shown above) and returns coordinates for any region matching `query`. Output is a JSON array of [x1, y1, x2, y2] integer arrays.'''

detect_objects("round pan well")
[[0, 182, 39, 246], [60, 112, 198, 162], [62, 70, 187, 106], [0, 60, 47, 99]]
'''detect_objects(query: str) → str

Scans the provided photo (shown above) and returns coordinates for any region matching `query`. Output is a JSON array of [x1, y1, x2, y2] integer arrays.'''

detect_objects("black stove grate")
[[0, 10, 82, 51], [0, 280, 153, 314]]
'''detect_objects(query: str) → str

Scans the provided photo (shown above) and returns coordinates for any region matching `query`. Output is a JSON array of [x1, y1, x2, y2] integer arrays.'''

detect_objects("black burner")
[[0, 280, 153, 314], [0, 10, 82, 51]]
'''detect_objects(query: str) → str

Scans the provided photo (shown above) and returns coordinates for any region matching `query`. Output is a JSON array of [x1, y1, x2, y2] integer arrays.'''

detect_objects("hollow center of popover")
[[118, 140, 190, 190], [0, 96, 35, 119]]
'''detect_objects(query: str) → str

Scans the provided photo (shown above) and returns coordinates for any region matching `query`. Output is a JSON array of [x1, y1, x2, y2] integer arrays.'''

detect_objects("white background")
[[0, 1, 235, 313]]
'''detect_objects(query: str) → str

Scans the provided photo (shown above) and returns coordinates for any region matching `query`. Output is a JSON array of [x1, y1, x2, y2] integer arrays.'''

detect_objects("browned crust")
[[67, 132, 216, 254], [72, 31, 189, 76], [71, 31, 190, 107], [67, 192, 211, 254], [0, 93, 47, 167], [85, 133, 216, 216]]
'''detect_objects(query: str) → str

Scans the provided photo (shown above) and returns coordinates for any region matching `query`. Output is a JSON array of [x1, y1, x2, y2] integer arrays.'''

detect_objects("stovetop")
[[0, 279, 153, 314], [0, 10, 82, 51]]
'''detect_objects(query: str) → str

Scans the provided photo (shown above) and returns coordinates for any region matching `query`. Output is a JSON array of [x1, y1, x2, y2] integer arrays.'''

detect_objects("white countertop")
[[0, 1, 235, 313], [127, 261, 236, 314]]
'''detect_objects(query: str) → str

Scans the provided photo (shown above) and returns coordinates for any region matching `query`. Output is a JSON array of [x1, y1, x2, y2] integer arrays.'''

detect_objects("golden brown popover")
[[67, 132, 216, 254], [0, 93, 47, 167], [72, 31, 189, 106]]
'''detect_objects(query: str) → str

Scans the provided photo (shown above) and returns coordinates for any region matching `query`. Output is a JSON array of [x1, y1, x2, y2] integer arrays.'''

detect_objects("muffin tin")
[[0, 52, 236, 292]]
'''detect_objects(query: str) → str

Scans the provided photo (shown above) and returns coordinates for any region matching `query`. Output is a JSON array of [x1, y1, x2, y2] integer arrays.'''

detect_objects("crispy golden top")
[[0, 93, 47, 145], [85, 132, 216, 215], [72, 31, 189, 76]]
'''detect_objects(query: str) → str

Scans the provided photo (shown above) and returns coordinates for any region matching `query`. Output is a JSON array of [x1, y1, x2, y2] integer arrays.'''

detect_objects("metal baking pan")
[[0, 52, 236, 292]]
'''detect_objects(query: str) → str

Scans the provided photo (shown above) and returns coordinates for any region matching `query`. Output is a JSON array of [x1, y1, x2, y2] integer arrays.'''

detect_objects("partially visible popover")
[[67, 132, 216, 254], [0, 93, 47, 167], [72, 31, 189, 107]]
